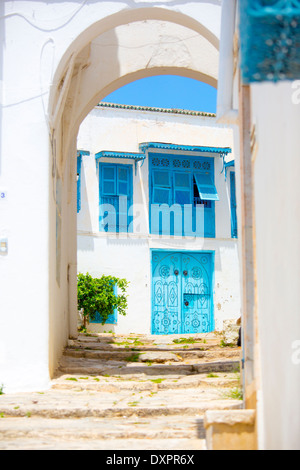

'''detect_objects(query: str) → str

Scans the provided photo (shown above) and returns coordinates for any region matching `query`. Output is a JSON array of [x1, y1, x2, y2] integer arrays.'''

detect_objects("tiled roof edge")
[[97, 102, 216, 118]]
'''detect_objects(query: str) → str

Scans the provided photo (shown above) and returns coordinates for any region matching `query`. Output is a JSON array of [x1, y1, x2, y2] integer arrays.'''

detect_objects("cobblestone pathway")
[[0, 333, 242, 450]]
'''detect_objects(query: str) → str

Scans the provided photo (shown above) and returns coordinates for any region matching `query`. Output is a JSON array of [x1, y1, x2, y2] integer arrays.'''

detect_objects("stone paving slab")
[[51, 372, 240, 393], [0, 415, 206, 440], [0, 388, 242, 419], [64, 349, 239, 363], [0, 438, 206, 451], [57, 356, 240, 377]]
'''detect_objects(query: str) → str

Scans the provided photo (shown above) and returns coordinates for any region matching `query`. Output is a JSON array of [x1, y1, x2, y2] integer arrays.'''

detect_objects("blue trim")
[[230, 171, 238, 239], [95, 150, 146, 175], [94, 144, 231, 174], [77, 155, 82, 213], [96, 150, 145, 160], [77, 150, 90, 213], [224, 160, 235, 181], [140, 142, 232, 155]]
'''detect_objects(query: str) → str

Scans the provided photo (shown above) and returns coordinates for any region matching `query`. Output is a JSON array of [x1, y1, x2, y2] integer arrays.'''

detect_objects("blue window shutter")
[[174, 172, 192, 206], [99, 163, 132, 233], [118, 166, 133, 233], [151, 170, 172, 205], [152, 170, 171, 187], [100, 164, 117, 232], [194, 173, 219, 201], [230, 172, 238, 238], [151, 170, 172, 234], [102, 165, 117, 196], [173, 172, 192, 237], [77, 155, 82, 213]]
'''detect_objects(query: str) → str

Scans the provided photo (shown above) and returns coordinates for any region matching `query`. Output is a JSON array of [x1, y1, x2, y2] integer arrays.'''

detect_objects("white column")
[[217, 0, 238, 124]]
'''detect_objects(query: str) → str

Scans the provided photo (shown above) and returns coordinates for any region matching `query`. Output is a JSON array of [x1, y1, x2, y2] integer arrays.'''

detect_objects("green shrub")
[[77, 273, 129, 325]]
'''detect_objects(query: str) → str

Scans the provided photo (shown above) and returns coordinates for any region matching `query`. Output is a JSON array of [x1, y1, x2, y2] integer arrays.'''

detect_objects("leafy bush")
[[77, 273, 129, 325]]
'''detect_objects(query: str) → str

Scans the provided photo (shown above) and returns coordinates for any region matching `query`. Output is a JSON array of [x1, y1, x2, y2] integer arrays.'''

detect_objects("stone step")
[[0, 437, 206, 451], [71, 334, 232, 351], [68, 339, 224, 351], [51, 372, 240, 392], [57, 355, 240, 376], [0, 389, 242, 419], [1, 332, 242, 450], [76, 332, 219, 343], [0, 415, 206, 441], [63, 348, 239, 363]]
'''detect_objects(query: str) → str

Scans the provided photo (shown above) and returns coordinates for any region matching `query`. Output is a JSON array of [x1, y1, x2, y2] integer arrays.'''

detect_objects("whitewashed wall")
[[0, 0, 222, 393], [77, 105, 241, 334], [250, 82, 300, 450]]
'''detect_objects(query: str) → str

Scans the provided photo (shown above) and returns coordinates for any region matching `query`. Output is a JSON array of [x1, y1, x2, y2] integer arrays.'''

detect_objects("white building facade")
[[77, 103, 240, 335]]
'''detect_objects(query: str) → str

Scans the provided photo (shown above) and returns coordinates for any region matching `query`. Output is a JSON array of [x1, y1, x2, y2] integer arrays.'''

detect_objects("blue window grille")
[[230, 171, 238, 239], [149, 154, 218, 238], [89, 284, 118, 325], [239, 0, 300, 83], [99, 163, 133, 233]]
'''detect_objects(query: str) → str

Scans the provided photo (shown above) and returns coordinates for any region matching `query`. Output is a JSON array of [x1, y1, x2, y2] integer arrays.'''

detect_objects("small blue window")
[[99, 163, 133, 233], [230, 171, 238, 239]]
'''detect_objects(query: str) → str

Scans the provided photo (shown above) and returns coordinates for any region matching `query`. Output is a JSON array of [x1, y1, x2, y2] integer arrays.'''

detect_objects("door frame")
[[150, 248, 215, 334]]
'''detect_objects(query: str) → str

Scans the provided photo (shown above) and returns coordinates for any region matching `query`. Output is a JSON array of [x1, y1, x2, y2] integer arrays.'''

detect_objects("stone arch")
[[47, 5, 221, 377], [49, 14, 219, 176], [50, 5, 219, 100]]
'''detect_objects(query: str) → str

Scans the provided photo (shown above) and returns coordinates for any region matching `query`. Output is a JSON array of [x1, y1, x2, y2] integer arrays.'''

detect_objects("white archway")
[[0, 1, 224, 394], [50, 15, 219, 173], [47, 9, 221, 377]]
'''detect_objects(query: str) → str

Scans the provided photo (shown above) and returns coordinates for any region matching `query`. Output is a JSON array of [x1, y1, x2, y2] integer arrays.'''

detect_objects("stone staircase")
[[0, 333, 242, 450]]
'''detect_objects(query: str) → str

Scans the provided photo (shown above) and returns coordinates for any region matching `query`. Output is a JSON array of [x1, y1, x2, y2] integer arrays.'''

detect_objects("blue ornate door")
[[152, 251, 213, 335]]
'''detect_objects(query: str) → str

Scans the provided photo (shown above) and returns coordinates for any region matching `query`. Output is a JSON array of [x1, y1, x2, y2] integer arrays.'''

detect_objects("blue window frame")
[[230, 171, 238, 239], [99, 163, 133, 233], [77, 154, 82, 213], [149, 154, 217, 238], [77, 150, 89, 214]]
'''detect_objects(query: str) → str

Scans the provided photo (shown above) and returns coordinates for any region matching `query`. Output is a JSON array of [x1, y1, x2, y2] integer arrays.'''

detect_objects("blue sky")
[[101, 75, 217, 114]]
